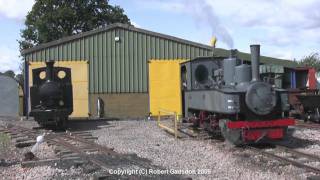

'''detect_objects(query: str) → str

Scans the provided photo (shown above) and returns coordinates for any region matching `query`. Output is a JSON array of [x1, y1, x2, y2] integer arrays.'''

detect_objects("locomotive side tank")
[[29, 60, 73, 129], [181, 45, 295, 145]]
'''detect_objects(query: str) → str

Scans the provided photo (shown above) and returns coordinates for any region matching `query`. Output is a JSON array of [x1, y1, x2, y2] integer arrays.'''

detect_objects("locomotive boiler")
[[181, 45, 295, 145], [29, 60, 73, 129]]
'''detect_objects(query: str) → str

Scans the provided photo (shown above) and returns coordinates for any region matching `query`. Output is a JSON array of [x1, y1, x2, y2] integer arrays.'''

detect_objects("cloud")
[[270, 50, 294, 60], [0, 0, 34, 21], [205, 0, 320, 47], [131, 21, 141, 28], [135, 0, 185, 13], [0, 46, 21, 74], [135, 0, 234, 48], [183, 0, 234, 48], [134, 0, 320, 59]]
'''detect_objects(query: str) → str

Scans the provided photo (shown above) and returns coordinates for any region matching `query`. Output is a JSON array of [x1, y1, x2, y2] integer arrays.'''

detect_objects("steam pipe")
[[45, 60, 55, 81], [250, 45, 260, 82]]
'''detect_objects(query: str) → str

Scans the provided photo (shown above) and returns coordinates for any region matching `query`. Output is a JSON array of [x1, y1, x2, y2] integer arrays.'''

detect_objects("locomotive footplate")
[[220, 119, 295, 144], [30, 109, 71, 117], [242, 128, 284, 141], [30, 109, 70, 127], [226, 119, 295, 129]]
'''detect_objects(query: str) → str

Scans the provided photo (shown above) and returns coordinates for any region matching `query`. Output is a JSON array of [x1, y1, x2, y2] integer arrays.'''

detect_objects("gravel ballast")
[[2, 117, 320, 179], [93, 120, 318, 179]]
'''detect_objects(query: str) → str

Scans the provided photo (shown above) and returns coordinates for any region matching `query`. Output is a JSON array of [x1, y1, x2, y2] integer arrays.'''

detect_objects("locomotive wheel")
[[188, 111, 200, 127], [219, 119, 243, 146], [282, 127, 290, 139], [34, 117, 45, 128], [56, 117, 68, 130]]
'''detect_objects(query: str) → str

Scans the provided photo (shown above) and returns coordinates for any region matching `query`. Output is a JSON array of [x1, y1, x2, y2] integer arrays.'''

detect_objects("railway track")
[[295, 121, 320, 129], [178, 124, 320, 175], [248, 144, 320, 174], [0, 124, 181, 179], [0, 124, 147, 169], [47, 131, 154, 171], [4, 123, 320, 177]]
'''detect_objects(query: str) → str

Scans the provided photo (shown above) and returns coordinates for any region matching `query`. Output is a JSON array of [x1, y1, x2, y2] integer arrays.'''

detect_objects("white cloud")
[[131, 21, 141, 28], [136, 0, 234, 48], [135, 0, 185, 13], [270, 50, 294, 60], [0, 0, 34, 21], [0, 46, 21, 74], [135, 0, 320, 59], [209, 0, 320, 47]]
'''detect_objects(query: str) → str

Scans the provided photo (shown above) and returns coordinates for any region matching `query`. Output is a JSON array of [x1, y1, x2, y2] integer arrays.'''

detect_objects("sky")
[[0, 0, 319, 73]]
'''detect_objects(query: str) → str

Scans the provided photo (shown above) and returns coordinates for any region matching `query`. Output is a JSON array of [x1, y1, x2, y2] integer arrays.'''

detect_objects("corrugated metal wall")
[[0, 75, 19, 117], [25, 27, 212, 93]]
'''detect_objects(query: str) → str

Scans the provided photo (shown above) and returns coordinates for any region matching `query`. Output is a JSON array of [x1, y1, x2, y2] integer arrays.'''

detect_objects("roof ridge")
[[22, 23, 213, 55], [21, 23, 296, 67]]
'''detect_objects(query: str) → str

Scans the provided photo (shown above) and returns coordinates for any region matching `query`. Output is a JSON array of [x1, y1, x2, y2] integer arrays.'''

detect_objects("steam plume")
[[185, 0, 234, 48]]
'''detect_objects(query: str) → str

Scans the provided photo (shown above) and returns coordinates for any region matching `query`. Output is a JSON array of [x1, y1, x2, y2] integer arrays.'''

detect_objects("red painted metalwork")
[[227, 118, 295, 129], [210, 115, 219, 129], [308, 68, 317, 90], [199, 111, 206, 127], [243, 128, 283, 141]]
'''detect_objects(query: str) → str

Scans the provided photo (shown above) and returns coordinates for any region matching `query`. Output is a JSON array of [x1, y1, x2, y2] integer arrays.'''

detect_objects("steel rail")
[[48, 137, 109, 170], [61, 133, 114, 154], [61, 133, 154, 169], [0, 124, 39, 139], [275, 144, 320, 162], [296, 123, 320, 129], [249, 145, 320, 174]]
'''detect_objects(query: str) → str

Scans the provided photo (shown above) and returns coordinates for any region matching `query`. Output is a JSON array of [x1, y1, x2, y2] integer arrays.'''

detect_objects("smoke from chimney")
[[185, 0, 234, 48]]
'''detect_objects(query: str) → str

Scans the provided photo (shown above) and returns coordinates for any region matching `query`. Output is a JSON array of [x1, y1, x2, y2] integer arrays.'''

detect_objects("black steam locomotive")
[[29, 60, 73, 128], [181, 45, 295, 145]]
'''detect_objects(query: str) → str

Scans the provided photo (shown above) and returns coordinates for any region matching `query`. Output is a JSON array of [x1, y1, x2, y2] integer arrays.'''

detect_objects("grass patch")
[[0, 132, 10, 156]]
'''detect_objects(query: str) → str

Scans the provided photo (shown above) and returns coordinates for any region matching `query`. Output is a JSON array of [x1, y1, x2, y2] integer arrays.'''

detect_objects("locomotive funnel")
[[45, 60, 55, 81], [230, 49, 238, 58], [250, 45, 260, 82]]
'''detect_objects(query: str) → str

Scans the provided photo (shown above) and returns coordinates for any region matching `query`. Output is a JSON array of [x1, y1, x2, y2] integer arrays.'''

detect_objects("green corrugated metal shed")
[[23, 23, 213, 93], [22, 23, 298, 94]]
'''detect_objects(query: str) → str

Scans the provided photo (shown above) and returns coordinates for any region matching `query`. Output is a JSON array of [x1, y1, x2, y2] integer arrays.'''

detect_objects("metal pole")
[[174, 112, 177, 139], [24, 57, 29, 119], [157, 111, 160, 126]]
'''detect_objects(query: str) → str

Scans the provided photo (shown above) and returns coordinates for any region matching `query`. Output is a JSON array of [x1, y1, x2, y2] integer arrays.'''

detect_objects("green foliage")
[[0, 133, 10, 155], [298, 53, 320, 71], [0, 71, 24, 89], [3, 70, 15, 78], [19, 0, 131, 50], [15, 74, 24, 88]]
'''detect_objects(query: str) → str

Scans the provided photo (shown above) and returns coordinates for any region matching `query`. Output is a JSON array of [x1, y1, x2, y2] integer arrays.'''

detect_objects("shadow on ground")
[[65, 118, 118, 132]]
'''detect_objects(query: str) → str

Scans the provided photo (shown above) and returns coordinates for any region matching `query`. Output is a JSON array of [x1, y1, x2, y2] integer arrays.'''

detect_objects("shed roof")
[[22, 23, 298, 68]]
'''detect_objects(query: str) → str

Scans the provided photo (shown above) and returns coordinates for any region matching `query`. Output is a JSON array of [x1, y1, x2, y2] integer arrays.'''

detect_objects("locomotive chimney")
[[250, 44, 260, 82], [45, 60, 55, 82], [230, 49, 238, 58]]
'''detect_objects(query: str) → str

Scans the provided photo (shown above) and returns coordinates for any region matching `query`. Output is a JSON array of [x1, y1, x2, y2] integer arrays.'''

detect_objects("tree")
[[0, 71, 24, 90], [3, 70, 15, 79], [15, 74, 24, 89], [19, 0, 131, 50], [298, 53, 320, 71]]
